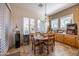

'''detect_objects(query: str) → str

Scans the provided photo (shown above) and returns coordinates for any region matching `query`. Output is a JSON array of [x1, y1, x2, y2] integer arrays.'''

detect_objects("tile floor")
[[6, 41, 79, 56]]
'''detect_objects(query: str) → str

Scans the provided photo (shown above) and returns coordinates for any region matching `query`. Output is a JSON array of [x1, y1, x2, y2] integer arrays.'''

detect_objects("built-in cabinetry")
[[55, 33, 64, 43], [55, 33, 79, 48], [64, 35, 76, 47], [75, 37, 79, 48]]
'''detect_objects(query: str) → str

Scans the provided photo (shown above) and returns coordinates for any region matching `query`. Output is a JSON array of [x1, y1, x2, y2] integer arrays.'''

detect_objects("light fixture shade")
[[44, 14, 48, 22], [38, 3, 43, 7]]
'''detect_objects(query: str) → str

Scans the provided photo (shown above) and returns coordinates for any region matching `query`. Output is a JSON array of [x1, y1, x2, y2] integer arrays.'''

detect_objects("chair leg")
[[34, 48, 36, 55], [32, 44, 33, 50], [52, 45, 53, 51], [47, 46, 49, 55], [33, 46, 40, 55], [53, 40, 55, 46]]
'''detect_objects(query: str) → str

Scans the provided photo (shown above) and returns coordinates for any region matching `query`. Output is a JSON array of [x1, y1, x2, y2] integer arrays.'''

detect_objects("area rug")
[[7, 52, 20, 56]]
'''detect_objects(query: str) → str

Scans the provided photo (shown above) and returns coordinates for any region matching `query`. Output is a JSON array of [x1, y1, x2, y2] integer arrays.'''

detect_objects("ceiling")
[[11, 3, 77, 16]]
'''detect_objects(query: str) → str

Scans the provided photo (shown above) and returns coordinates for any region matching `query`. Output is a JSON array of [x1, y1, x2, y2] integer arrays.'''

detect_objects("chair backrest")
[[48, 36, 55, 44], [32, 37, 40, 45], [48, 34, 54, 37]]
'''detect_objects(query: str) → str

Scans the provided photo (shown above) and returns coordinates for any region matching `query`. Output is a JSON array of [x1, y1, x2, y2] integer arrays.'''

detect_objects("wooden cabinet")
[[55, 33, 78, 48], [64, 35, 76, 47], [55, 33, 64, 43], [75, 36, 79, 48], [64, 35, 70, 45]]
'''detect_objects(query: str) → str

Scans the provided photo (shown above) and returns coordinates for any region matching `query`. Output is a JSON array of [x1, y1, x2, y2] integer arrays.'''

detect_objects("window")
[[51, 19, 59, 31], [45, 19, 49, 32], [23, 17, 29, 35], [37, 19, 45, 32], [60, 14, 74, 30], [37, 18, 49, 33], [51, 14, 74, 32], [30, 18, 35, 33], [37, 20, 40, 32], [23, 17, 35, 35]]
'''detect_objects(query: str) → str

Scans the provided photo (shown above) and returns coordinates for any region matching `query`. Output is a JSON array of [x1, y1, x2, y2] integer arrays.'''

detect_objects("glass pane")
[[37, 20, 40, 32], [60, 14, 73, 30], [24, 17, 29, 25], [23, 17, 29, 35], [40, 20, 45, 32], [45, 19, 49, 32], [51, 19, 58, 31], [30, 18, 35, 33], [37, 18, 49, 33]]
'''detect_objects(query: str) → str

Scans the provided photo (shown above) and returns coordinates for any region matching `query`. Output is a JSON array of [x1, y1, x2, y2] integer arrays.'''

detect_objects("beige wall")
[[49, 4, 79, 35], [10, 4, 79, 46], [10, 4, 40, 45]]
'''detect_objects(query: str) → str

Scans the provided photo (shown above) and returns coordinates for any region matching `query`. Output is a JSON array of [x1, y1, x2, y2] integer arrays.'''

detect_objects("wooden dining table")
[[33, 34, 55, 55], [34, 34, 55, 44], [33, 35, 48, 55]]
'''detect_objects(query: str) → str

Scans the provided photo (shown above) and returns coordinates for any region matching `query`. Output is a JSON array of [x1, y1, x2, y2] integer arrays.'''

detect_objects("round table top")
[[34, 35, 48, 40]]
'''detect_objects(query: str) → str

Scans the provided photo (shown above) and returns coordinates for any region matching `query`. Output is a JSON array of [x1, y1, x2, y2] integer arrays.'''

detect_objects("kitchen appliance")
[[66, 24, 77, 35]]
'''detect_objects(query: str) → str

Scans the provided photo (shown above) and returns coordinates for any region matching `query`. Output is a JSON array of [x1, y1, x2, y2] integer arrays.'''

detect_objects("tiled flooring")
[[6, 41, 79, 56]]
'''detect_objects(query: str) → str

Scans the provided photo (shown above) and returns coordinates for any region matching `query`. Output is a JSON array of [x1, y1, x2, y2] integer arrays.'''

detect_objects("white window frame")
[[51, 18, 59, 31], [23, 17, 35, 35], [60, 14, 74, 30], [37, 18, 49, 33]]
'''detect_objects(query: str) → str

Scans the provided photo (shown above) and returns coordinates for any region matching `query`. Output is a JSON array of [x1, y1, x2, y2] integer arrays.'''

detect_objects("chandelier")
[[44, 3, 48, 21], [38, 3, 48, 21]]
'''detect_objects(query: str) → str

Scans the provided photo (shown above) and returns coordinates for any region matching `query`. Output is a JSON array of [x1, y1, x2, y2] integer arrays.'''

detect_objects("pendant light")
[[44, 3, 48, 22]]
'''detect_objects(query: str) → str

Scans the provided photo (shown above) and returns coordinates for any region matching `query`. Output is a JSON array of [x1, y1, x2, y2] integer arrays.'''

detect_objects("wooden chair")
[[32, 37, 41, 55], [48, 37, 55, 51], [41, 36, 55, 55], [39, 39, 48, 55], [48, 34, 55, 46]]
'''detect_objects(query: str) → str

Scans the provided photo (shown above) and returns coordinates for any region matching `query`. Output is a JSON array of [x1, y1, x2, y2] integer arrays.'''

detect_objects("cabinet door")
[[75, 37, 79, 48], [55, 33, 64, 43], [64, 35, 76, 47]]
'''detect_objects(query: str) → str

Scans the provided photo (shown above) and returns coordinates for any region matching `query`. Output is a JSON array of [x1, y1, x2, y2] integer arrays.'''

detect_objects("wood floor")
[[6, 41, 79, 56]]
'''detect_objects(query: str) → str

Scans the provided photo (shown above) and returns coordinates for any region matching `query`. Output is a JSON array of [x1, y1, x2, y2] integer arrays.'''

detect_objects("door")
[[23, 17, 35, 44]]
